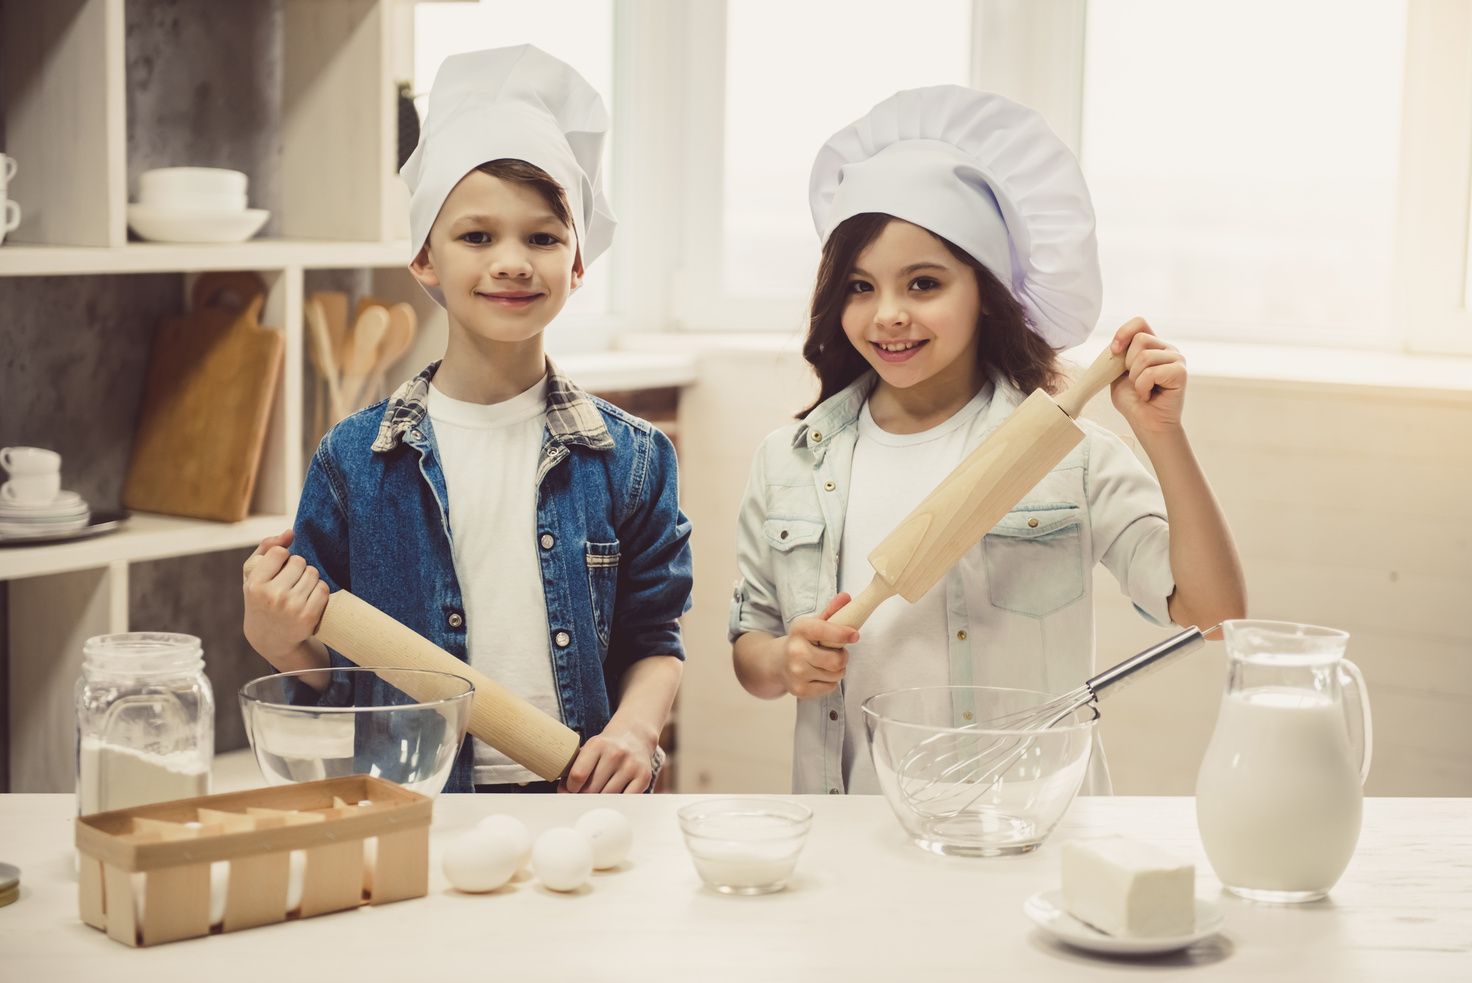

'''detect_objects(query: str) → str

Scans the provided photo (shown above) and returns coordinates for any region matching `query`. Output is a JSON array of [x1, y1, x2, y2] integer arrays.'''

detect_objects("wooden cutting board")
[[123, 271, 284, 522]]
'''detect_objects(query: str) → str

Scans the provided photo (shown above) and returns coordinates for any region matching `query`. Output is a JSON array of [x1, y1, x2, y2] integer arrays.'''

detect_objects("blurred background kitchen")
[[1, 0, 1467, 798]]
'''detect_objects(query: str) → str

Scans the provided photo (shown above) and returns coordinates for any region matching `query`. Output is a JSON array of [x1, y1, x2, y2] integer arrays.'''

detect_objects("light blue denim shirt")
[[729, 370, 1174, 795], [289, 358, 693, 793]]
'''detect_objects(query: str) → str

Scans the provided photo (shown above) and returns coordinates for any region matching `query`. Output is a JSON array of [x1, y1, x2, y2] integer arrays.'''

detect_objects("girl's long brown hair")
[[799, 213, 1063, 418]]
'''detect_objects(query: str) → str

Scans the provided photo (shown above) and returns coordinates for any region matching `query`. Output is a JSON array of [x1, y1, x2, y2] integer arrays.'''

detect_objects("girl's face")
[[410, 170, 582, 345], [841, 219, 984, 401]]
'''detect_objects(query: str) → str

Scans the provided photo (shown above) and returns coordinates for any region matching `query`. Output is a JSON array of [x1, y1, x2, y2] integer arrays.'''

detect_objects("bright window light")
[[1081, 0, 1407, 341], [723, 0, 972, 299]]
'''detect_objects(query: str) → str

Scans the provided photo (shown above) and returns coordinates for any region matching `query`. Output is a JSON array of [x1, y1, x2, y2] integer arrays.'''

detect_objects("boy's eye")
[[910, 277, 940, 291], [460, 231, 491, 245], [530, 233, 561, 247]]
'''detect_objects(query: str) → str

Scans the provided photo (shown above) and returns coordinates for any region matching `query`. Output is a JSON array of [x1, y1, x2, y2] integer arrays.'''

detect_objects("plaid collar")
[[371, 357, 614, 453]]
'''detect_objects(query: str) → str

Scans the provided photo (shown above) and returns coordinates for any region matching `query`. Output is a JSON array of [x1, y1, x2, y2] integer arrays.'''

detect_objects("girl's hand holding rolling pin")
[[780, 593, 860, 699], [1107, 317, 1187, 437]]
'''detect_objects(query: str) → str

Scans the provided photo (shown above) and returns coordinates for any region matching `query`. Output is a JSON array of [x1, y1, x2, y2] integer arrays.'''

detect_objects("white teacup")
[[0, 446, 61, 476], [2, 474, 61, 504], [138, 167, 248, 213], [0, 154, 20, 245]]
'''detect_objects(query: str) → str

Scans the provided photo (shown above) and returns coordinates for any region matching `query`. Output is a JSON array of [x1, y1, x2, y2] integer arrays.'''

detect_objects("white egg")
[[532, 826, 594, 892], [209, 861, 228, 926], [442, 828, 521, 893], [575, 807, 633, 870], [286, 850, 306, 913], [477, 813, 532, 870]]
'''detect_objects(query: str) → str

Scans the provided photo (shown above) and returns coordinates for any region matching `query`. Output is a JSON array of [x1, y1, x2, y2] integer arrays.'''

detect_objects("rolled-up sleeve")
[[1084, 423, 1175, 626], [605, 426, 694, 689], [729, 441, 787, 643]]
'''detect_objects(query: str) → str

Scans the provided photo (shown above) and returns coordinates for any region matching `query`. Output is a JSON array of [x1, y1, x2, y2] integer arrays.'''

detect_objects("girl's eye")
[[848, 280, 873, 294], [461, 231, 491, 245], [531, 233, 560, 246], [910, 277, 940, 291]]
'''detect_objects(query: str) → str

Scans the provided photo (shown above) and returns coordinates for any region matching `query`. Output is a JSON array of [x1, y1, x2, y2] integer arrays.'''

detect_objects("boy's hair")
[[799, 212, 1063, 418], [475, 158, 573, 232]]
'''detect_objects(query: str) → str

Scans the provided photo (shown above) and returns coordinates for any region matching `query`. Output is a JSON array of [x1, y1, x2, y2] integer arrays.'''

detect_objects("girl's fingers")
[[1112, 316, 1155, 352], [817, 592, 851, 620]]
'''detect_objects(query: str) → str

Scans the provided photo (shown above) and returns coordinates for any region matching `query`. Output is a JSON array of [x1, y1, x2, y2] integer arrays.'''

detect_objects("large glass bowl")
[[239, 667, 472, 798], [863, 686, 1096, 857]]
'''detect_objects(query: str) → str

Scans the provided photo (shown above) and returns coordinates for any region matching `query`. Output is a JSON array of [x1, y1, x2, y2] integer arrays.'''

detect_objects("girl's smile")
[[871, 338, 929, 361]]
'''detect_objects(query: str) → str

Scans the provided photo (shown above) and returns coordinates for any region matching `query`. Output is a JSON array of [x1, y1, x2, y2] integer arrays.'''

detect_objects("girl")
[[729, 87, 1246, 795]]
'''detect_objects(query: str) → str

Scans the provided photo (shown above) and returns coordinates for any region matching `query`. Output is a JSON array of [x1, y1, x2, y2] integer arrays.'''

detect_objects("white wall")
[[664, 338, 1472, 797]]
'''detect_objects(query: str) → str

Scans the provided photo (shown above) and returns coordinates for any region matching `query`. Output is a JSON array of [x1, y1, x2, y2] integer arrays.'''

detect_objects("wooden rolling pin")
[[243, 555, 580, 781], [830, 344, 1129, 632]]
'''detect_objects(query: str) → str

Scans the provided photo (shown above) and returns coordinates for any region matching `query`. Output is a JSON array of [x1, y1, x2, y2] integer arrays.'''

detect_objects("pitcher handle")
[[1340, 658, 1373, 785]]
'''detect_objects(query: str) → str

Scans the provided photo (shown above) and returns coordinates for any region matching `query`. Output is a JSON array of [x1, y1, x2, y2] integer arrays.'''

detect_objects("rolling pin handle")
[[820, 577, 896, 647], [1054, 345, 1128, 420]]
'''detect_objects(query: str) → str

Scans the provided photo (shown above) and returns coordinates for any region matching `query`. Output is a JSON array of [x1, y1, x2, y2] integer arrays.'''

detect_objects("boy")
[[243, 46, 691, 795]]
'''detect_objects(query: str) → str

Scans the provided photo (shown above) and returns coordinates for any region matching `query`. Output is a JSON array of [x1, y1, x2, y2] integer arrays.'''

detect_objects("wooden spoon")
[[340, 305, 390, 415], [305, 297, 345, 424], [365, 303, 417, 403]]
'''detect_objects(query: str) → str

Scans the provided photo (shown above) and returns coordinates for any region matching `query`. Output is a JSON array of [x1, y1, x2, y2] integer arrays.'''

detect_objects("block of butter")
[[1060, 836, 1195, 938]]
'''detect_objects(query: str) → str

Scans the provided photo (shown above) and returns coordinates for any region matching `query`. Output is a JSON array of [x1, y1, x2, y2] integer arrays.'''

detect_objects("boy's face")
[[410, 170, 582, 344]]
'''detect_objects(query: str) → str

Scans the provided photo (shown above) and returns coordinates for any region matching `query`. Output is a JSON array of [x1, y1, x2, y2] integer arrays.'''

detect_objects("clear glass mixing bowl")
[[239, 667, 472, 798], [863, 685, 1096, 857]]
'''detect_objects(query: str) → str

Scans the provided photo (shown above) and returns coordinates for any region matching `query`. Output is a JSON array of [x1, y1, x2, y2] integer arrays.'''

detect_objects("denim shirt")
[[291, 358, 693, 793], [728, 370, 1174, 795]]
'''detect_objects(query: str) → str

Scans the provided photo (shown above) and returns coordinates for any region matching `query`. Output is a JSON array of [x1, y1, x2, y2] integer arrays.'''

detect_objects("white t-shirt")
[[428, 377, 561, 785], [837, 384, 992, 793]]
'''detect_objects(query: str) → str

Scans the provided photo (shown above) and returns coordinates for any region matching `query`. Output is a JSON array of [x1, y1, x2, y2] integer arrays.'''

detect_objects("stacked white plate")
[[0, 491, 90, 539]]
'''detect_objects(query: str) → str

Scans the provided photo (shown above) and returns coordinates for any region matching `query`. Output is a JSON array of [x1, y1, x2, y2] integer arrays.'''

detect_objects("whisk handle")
[[1086, 626, 1207, 700]]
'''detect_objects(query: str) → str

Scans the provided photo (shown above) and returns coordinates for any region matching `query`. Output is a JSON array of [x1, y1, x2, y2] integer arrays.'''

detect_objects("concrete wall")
[[669, 340, 1472, 798]]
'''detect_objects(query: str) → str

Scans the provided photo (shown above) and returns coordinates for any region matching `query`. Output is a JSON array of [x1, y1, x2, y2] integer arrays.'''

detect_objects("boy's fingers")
[[250, 530, 294, 557], [245, 545, 291, 584]]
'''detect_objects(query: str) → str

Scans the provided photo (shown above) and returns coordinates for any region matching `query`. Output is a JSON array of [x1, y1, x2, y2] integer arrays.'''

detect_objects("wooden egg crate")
[[74, 775, 431, 947]]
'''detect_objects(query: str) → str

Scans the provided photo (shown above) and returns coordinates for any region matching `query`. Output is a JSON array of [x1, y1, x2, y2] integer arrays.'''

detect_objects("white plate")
[[0, 490, 84, 514], [0, 516, 89, 538], [127, 203, 269, 244], [1024, 890, 1224, 955], [0, 510, 125, 546]]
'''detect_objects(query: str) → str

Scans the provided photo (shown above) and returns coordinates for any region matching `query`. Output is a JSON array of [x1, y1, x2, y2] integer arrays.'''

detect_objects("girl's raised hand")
[[781, 592, 860, 699], [1108, 317, 1186, 436]]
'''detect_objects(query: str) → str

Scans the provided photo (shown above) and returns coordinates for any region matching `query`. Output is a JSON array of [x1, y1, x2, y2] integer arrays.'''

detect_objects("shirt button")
[[812, 430, 823, 442], [963, 711, 974, 721], [829, 710, 838, 721], [447, 612, 464, 628], [956, 629, 967, 640], [829, 788, 840, 795], [1027, 517, 1039, 528], [554, 630, 571, 648], [540, 533, 555, 549], [824, 481, 836, 492], [780, 529, 789, 540], [410, 429, 423, 440]]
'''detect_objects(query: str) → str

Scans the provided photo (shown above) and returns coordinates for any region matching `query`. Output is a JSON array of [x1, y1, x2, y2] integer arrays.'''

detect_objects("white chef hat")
[[809, 86, 1101, 349], [401, 45, 616, 305]]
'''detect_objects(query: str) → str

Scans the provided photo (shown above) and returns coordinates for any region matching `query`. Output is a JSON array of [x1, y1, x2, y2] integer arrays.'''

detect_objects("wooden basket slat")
[[370, 825, 430, 905]]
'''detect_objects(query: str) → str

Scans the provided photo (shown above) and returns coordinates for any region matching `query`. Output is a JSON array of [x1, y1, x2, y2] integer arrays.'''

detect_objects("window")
[[1080, 0, 1408, 347], [413, 0, 615, 325], [721, 0, 972, 300]]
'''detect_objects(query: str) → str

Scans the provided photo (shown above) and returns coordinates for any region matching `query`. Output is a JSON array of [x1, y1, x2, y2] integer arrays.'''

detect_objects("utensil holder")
[[75, 775, 430, 947]]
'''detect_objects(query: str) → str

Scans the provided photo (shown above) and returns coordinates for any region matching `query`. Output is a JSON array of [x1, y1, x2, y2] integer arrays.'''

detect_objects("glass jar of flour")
[[75, 633, 213, 815]]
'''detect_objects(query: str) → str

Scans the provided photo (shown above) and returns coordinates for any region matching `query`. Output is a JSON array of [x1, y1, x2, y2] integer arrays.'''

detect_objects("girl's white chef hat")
[[809, 86, 1101, 349], [401, 44, 616, 302]]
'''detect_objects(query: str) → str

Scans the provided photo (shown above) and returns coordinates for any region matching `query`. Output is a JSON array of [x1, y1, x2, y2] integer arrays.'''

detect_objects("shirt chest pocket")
[[983, 504, 1086, 619], [763, 515, 825, 617], [585, 540, 620, 650]]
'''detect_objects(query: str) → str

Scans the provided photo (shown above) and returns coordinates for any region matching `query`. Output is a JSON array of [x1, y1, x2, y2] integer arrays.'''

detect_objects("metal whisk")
[[896, 626, 1214, 820]]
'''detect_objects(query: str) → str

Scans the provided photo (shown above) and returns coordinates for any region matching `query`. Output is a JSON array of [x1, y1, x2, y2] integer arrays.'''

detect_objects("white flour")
[[77, 737, 209, 815]]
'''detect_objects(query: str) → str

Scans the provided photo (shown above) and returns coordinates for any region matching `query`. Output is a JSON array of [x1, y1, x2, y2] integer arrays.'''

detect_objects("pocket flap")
[[986, 503, 1081, 539], [763, 516, 825, 551]]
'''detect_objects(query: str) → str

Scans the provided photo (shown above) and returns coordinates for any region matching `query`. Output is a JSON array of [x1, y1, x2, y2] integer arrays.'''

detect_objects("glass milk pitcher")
[[1195, 620, 1372, 903]]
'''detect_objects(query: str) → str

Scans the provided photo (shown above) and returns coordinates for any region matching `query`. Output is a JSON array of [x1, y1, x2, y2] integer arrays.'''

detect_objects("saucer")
[[0, 490, 83, 514], [1024, 890, 1225, 955], [0, 510, 124, 546], [126, 203, 269, 244]]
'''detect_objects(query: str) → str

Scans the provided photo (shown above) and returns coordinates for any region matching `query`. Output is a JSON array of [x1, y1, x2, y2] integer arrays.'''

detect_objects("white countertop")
[[1, 794, 1467, 981]]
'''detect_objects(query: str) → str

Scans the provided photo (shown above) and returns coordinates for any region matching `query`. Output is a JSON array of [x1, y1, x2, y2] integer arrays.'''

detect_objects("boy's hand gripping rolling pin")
[[829, 345, 1128, 632], [243, 556, 581, 781]]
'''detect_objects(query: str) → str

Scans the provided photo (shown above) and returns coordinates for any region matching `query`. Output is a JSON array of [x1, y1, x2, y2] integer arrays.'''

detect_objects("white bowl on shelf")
[[127, 203, 269, 244]]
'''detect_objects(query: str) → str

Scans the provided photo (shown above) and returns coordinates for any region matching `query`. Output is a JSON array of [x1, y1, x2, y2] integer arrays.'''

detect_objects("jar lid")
[[0, 862, 19, 908], [83, 633, 203, 675]]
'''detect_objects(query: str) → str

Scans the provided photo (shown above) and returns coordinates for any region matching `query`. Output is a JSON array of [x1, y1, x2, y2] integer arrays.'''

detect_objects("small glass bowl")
[[677, 798, 813, 895], [863, 686, 1096, 857], [239, 667, 473, 798]]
